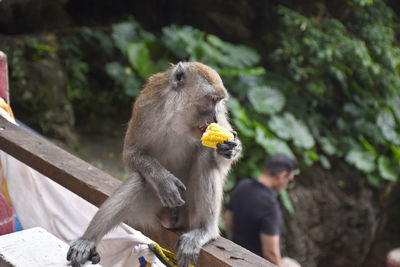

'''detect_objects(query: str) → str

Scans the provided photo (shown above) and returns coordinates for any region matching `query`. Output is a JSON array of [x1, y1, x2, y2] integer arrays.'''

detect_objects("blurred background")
[[1, 0, 399, 266]]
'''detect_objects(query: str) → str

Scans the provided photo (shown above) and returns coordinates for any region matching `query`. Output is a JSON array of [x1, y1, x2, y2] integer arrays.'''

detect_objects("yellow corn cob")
[[201, 123, 234, 149]]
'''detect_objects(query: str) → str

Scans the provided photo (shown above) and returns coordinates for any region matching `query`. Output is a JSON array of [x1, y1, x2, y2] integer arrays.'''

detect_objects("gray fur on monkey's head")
[[165, 62, 229, 140], [135, 62, 230, 141], [169, 62, 227, 98]]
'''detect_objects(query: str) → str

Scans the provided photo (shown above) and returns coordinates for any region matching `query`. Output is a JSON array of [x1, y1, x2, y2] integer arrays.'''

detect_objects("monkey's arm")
[[123, 145, 186, 208]]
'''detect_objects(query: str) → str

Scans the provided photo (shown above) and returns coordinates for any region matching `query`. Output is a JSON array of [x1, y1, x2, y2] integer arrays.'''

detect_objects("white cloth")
[[0, 107, 165, 267]]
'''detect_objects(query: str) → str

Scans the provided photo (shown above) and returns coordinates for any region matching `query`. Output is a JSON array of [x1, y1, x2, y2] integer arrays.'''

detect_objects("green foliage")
[[9, 49, 25, 79], [162, 25, 261, 70], [105, 62, 140, 97], [60, 34, 91, 102], [248, 86, 285, 115], [26, 37, 56, 61], [59, 1, 400, 211], [264, 1, 400, 187]]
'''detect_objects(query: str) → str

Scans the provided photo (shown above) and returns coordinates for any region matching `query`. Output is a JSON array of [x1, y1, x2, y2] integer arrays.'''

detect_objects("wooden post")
[[0, 51, 10, 104]]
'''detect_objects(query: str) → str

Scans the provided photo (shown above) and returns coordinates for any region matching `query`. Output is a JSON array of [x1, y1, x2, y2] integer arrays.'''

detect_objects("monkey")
[[67, 62, 242, 267]]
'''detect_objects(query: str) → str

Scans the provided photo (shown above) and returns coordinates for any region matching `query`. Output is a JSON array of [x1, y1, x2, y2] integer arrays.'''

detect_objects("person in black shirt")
[[225, 153, 298, 266]]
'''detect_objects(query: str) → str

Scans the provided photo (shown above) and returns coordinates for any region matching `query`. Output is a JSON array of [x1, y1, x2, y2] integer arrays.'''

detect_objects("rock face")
[[281, 162, 379, 267], [362, 180, 400, 267], [1, 33, 77, 146]]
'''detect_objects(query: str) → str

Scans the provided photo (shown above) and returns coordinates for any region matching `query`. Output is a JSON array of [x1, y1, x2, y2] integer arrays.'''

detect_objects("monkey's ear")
[[171, 62, 186, 89]]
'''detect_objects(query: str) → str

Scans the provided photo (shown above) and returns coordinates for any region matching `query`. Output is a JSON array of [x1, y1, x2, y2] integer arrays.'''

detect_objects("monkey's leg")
[[175, 171, 223, 267], [67, 172, 160, 267]]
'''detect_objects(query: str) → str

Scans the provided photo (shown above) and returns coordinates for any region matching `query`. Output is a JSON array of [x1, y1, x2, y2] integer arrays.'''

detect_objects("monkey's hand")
[[216, 131, 242, 159], [67, 238, 100, 267], [155, 174, 186, 208]]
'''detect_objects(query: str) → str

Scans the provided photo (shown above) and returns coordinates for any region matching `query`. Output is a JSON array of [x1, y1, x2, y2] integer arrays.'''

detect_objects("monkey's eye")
[[209, 96, 222, 104]]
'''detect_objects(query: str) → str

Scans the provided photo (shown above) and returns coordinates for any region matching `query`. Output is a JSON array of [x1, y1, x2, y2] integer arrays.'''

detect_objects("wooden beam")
[[0, 116, 120, 206], [0, 116, 273, 266]]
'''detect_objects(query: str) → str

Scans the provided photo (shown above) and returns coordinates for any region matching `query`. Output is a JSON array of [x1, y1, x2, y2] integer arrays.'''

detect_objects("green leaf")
[[320, 137, 337, 156], [392, 145, 400, 161], [105, 62, 141, 97], [302, 151, 314, 167], [359, 136, 377, 157], [320, 155, 331, 169], [126, 42, 156, 78], [227, 98, 254, 137], [112, 21, 139, 53], [377, 109, 400, 145], [268, 112, 315, 149], [219, 67, 266, 76], [280, 189, 294, 214], [254, 125, 294, 157], [366, 174, 381, 188], [307, 150, 319, 161], [283, 113, 315, 149], [388, 94, 400, 122], [207, 34, 261, 68], [248, 86, 286, 115], [378, 156, 398, 181], [302, 150, 319, 167], [345, 149, 376, 173], [268, 115, 292, 140]]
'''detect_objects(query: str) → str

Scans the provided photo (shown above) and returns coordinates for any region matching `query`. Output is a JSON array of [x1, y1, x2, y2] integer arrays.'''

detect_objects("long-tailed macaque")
[[67, 62, 242, 267]]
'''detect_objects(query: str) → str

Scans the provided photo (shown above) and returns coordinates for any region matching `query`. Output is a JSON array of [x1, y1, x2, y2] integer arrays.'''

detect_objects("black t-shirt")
[[227, 178, 283, 257]]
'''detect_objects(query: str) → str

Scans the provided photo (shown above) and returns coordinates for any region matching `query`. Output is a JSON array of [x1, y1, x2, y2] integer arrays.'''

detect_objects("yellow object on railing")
[[201, 123, 234, 149], [137, 243, 195, 267]]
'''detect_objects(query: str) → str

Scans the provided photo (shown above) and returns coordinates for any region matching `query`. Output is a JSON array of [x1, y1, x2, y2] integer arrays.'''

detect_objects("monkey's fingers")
[[67, 247, 73, 260], [216, 141, 241, 159], [158, 180, 186, 207], [161, 194, 185, 208], [175, 179, 187, 191], [90, 251, 100, 264], [222, 140, 238, 147]]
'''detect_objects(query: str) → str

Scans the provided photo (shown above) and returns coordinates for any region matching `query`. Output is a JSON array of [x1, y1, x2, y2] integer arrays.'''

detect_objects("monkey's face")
[[190, 94, 225, 139], [169, 62, 228, 141]]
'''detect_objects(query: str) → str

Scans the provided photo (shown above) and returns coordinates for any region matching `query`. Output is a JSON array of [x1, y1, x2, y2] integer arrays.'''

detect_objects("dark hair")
[[265, 153, 298, 177]]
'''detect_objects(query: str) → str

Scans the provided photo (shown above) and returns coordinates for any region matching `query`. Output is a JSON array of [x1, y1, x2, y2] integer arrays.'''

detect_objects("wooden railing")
[[0, 51, 274, 266]]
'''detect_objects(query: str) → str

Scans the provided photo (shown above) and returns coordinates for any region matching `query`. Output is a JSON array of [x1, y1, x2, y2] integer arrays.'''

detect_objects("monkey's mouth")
[[193, 123, 210, 140], [198, 125, 208, 133], [194, 117, 217, 139]]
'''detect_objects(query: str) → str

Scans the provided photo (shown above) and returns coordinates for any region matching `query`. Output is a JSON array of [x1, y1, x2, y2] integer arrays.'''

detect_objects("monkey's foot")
[[176, 233, 200, 267], [67, 238, 100, 267]]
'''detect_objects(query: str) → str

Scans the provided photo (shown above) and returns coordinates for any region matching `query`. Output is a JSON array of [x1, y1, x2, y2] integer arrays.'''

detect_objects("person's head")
[[261, 153, 298, 192]]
